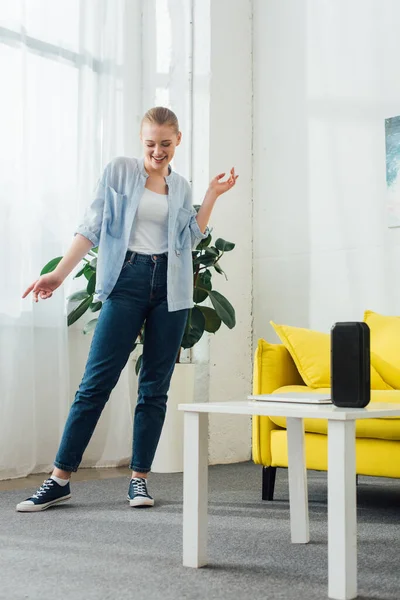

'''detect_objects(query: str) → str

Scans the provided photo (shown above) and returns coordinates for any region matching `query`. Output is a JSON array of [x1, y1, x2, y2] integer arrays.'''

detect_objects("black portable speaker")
[[330, 322, 370, 408]]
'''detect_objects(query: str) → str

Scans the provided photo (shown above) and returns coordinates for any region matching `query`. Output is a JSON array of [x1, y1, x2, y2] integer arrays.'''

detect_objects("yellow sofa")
[[252, 312, 400, 500]]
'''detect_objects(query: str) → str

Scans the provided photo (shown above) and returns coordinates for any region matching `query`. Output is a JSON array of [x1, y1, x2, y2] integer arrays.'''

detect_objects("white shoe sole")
[[128, 496, 154, 508], [16, 494, 71, 512]]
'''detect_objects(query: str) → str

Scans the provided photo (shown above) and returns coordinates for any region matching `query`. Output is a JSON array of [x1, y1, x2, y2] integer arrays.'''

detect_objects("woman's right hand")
[[22, 272, 64, 303]]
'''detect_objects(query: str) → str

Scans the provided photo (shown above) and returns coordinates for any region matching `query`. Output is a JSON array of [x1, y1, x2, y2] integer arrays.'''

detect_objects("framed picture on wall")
[[385, 115, 400, 228]]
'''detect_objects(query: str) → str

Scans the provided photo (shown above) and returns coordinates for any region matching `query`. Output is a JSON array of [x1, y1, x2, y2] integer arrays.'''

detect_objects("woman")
[[17, 107, 238, 512]]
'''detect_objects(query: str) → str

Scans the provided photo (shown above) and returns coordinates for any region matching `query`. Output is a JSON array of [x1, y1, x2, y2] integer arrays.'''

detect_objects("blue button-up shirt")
[[75, 157, 209, 311]]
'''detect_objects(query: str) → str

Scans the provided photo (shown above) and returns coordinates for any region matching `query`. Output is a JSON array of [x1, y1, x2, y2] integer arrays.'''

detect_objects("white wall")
[[253, 0, 400, 343]]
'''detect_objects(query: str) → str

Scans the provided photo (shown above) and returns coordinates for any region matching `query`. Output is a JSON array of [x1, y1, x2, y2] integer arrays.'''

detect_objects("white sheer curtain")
[[0, 0, 139, 480]]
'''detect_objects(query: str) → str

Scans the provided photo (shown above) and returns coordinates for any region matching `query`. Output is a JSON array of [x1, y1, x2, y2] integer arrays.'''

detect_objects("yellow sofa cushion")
[[268, 385, 400, 438], [254, 338, 304, 393], [371, 352, 400, 390], [365, 310, 400, 389], [270, 321, 391, 390]]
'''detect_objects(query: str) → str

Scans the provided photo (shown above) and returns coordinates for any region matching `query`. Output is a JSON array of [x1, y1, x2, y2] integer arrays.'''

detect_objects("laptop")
[[249, 392, 332, 405]]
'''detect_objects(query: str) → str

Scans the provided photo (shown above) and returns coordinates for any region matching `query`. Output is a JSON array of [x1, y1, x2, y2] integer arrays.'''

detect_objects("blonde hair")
[[141, 107, 180, 135]]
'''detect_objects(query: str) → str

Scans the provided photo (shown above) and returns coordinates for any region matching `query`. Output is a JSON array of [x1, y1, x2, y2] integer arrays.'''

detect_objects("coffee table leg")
[[183, 411, 209, 567], [286, 417, 309, 543], [328, 420, 357, 600]]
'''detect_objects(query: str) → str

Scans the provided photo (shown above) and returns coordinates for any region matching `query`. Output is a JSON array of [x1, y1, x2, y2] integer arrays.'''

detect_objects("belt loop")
[[129, 251, 136, 264]]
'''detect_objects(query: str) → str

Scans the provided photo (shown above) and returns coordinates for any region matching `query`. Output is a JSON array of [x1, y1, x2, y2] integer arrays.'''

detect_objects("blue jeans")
[[54, 252, 189, 474]]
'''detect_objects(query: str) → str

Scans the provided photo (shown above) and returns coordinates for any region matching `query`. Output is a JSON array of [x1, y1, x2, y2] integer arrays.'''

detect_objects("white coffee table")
[[178, 399, 400, 600]]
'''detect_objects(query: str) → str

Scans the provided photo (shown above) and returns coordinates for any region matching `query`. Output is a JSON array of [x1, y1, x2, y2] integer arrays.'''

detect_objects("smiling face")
[[141, 122, 182, 175]]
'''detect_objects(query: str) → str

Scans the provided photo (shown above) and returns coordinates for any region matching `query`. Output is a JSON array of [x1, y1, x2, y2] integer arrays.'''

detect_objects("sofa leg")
[[262, 466, 277, 501]]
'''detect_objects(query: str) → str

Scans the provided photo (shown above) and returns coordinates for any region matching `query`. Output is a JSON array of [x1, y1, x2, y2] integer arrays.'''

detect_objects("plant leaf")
[[67, 294, 93, 326], [83, 319, 98, 335], [202, 269, 212, 285], [40, 257, 63, 275], [194, 270, 212, 303], [208, 290, 236, 329], [135, 353, 143, 376], [193, 254, 215, 267], [91, 246, 98, 254], [205, 246, 219, 257], [214, 262, 227, 278], [196, 234, 212, 250], [215, 238, 235, 252], [193, 286, 208, 304], [68, 290, 90, 302], [90, 301, 102, 313], [84, 264, 95, 281], [74, 265, 86, 278], [87, 272, 96, 295], [197, 306, 221, 333], [181, 307, 205, 349]]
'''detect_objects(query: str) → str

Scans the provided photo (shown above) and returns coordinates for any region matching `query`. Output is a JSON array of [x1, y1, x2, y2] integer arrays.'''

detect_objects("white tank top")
[[128, 188, 169, 254]]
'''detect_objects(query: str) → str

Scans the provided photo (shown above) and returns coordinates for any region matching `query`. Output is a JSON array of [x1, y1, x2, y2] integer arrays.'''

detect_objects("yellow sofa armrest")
[[252, 339, 304, 465]]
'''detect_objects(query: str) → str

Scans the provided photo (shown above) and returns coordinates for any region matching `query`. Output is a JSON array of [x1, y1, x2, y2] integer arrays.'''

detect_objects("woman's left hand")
[[208, 167, 238, 198]]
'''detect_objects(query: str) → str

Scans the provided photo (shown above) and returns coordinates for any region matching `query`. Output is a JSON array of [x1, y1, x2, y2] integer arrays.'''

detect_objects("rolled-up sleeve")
[[74, 168, 108, 247], [189, 210, 210, 249], [184, 183, 210, 249]]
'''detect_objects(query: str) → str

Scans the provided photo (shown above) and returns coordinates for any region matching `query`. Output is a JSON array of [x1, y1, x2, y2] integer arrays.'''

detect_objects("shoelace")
[[32, 479, 54, 499], [132, 478, 148, 496]]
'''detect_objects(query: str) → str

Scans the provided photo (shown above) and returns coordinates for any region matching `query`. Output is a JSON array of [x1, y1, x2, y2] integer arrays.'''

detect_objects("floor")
[[1, 463, 399, 600]]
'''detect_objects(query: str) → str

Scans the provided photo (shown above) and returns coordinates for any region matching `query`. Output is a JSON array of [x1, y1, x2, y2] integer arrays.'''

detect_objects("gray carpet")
[[0, 462, 399, 600]]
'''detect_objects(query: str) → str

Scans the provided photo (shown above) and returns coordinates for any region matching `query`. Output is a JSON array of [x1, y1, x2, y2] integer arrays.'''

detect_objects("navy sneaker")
[[127, 477, 154, 508], [16, 478, 71, 512]]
